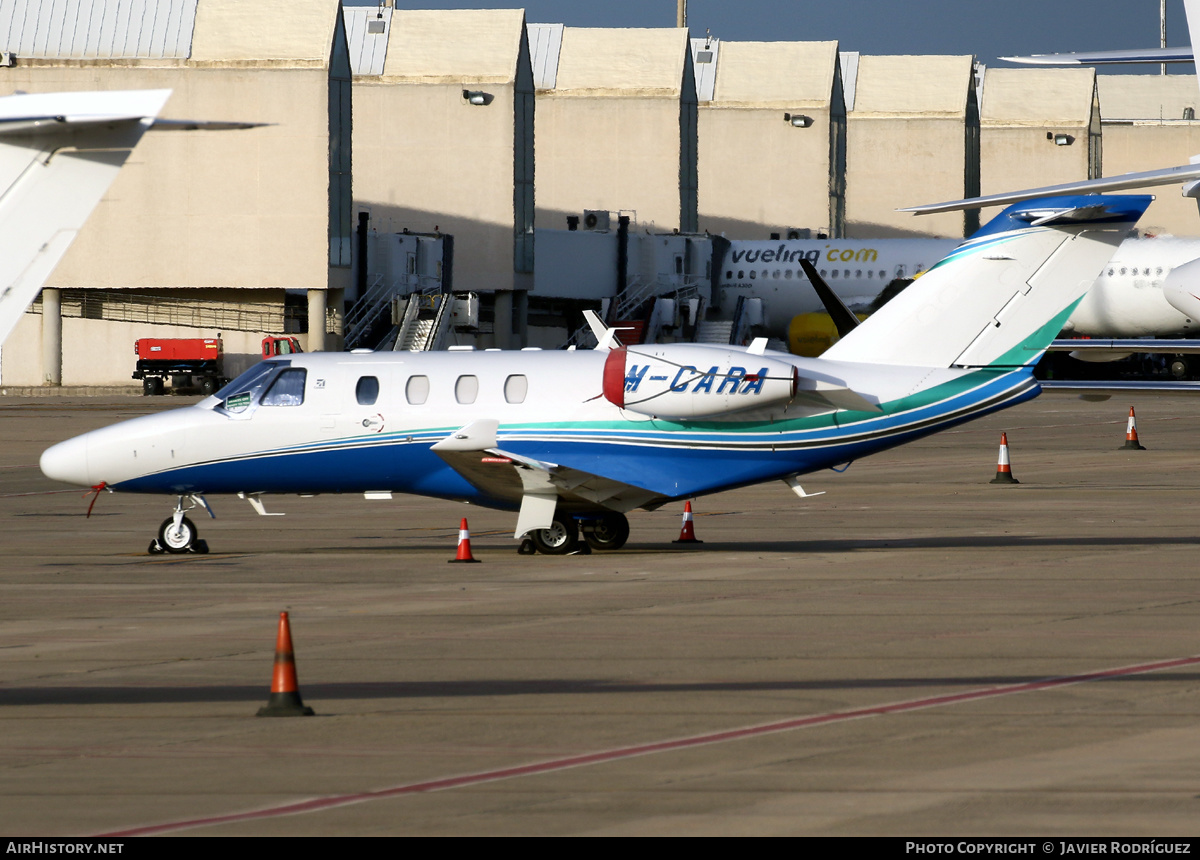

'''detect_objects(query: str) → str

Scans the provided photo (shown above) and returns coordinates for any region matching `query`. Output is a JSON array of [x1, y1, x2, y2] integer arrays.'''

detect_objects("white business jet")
[[40, 195, 1151, 555]]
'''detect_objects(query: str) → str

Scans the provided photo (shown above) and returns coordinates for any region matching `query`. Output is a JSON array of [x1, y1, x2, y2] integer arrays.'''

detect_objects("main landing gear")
[[148, 494, 214, 555], [523, 511, 629, 555]]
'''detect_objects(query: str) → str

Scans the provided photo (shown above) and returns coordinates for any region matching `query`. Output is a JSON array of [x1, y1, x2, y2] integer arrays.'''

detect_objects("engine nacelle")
[[1163, 257, 1200, 323], [602, 345, 798, 419]]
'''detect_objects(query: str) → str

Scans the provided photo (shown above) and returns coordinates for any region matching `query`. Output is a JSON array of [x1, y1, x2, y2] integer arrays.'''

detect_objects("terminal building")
[[693, 37, 845, 239], [842, 53, 979, 239], [346, 7, 534, 349], [978, 67, 1101, 222], [530, 24, 697, 234], [1097, 73, 1200, 236]]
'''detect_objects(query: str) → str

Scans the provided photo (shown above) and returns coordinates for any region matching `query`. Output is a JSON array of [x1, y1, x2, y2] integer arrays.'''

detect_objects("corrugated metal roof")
[[851, 55, 974, 117], [839, 51, 859, 111], [1098, 74, 1199, 120], [343, 5, 391, 76], [553, 28, 688, 96], [981, 67, 1096, 126], [689, 36, 719, 101], [0, 0, 197, 59], [527, 22, 562, 90], [711, 41, 837, 108]]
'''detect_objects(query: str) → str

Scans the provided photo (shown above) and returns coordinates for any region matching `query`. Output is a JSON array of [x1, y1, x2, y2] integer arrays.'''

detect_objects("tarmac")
[[1, 390, 1199, 836]]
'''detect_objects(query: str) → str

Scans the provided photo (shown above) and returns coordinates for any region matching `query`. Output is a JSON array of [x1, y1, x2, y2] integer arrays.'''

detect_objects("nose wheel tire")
[[582, 512, 630, 551], [529, 516, 580, 555], [158, 516, 198, 554]]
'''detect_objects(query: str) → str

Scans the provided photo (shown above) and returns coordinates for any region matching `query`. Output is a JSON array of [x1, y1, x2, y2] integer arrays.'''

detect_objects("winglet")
[[583, 309, 627, 350], [431, 419, 499, 452]]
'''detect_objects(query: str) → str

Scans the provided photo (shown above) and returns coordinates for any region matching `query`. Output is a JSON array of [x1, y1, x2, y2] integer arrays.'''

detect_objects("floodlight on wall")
[[783, 113, 813, 128], [462, 90, 493, 106], [1047, 132, 1074, 146]]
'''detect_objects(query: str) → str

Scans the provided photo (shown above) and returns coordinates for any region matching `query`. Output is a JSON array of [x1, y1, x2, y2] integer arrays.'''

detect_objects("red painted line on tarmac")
[[100, 653, 1200, 837]]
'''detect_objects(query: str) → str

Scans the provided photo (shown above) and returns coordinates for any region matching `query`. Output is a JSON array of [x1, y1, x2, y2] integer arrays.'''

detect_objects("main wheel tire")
[[529, 516, 579, 555], [583, 512, 630, 551], [158, 516, 198, 554], [1169, 357, 1191, 380]]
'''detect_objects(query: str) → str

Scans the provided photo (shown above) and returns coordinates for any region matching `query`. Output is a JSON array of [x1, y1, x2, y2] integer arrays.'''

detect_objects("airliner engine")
[[1162, 257, 1200, 323], [601, 345, 799, 420]]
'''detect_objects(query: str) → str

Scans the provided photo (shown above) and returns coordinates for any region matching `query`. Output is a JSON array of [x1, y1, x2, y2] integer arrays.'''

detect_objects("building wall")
[[1099, 74, 1200, 236], [0, 65, 339, 292], [1, 309, 283, 387], [698, 104, 832, 238], [536, 94, 685, 232], [979, 68, 1097, 223], [1104, 123, 1200, 235], [844, 55, 977, 239], [353, 79, 523, 292], [846, 116, 970, 238]]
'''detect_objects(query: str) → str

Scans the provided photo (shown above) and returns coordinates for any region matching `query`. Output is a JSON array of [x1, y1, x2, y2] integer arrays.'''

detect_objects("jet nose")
[[40, 434, 91, 486]]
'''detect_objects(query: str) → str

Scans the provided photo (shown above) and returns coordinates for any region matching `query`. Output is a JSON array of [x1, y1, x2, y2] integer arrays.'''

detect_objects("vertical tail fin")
[[820, 195, 1151, 368]]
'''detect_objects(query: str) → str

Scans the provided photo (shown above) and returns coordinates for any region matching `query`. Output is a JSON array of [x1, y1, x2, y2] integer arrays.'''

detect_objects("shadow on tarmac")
[[4, 673, 1198, 706]]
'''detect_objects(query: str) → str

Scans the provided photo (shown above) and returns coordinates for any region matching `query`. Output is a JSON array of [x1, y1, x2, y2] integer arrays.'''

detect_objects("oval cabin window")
[[504, 374, 528, 404], [406, 375, 429, 405], [356, 376, 379, 406], [455, 375, 479, 405]]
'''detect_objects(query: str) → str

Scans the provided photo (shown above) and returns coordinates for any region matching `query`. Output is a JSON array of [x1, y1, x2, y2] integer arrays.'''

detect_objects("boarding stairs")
[[343, 274, 395, 350], [390, 290, 455, 351]]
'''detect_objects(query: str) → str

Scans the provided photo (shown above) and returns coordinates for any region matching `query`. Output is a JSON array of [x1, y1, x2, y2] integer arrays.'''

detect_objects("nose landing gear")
[[148, 494, 214, 555]]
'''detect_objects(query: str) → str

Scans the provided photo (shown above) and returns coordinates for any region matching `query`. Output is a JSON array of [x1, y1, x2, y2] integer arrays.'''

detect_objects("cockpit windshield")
[[212, 360, 290, 415]]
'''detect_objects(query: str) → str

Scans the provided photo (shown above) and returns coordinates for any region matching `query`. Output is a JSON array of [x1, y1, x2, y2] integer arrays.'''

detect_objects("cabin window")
[[737, 270, 744, 279], [455, 375, 479, 404], [261, 368, 307, 407], [406, 375, 429, 405], [749, 270, 756, 279], [356, 376, 379, 406], [504, 374, 528, 404], [784, 269, 792, 279]]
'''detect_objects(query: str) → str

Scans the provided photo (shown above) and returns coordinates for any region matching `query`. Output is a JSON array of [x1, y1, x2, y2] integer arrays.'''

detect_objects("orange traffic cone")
[[672, 501, 704, 544], [1121, 407, 1146, 450], [449, 517, 481, 563], [989, 432, 1019, 484], [256, 612, 314, 717]]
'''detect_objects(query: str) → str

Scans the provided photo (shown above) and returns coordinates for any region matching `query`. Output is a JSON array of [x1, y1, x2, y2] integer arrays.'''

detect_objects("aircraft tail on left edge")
[[0, 89, 172, 346]]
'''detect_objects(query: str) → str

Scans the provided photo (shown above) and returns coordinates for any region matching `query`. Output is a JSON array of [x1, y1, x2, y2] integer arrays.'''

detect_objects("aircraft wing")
[[1049, 338, 1200, 355], [430, 419, 662, 537], [1001, 47, 1195, 65], [900, 164, 1200, 215]]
